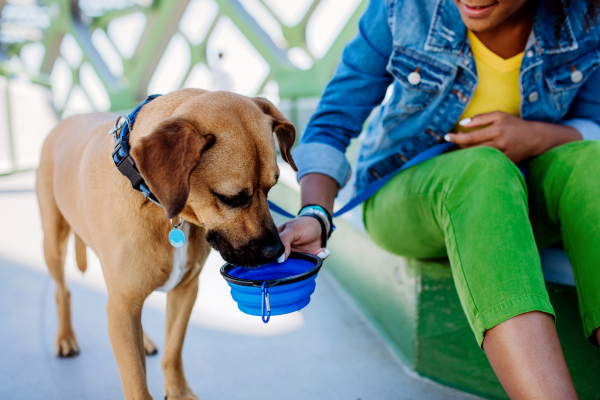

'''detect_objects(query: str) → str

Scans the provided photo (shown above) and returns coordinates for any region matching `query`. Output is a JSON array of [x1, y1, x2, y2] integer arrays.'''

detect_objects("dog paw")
[[55, 334, 79, 357], [143, 332, 158, 356], [164, 389, 200, 400]]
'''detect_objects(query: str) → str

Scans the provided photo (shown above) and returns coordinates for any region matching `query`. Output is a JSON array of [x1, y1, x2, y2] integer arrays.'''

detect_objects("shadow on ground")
[[0, 255, 483, 400]]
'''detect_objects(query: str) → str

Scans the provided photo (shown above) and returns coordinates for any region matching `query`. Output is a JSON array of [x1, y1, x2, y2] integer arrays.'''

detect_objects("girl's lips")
[[462, 2, 498, 18]]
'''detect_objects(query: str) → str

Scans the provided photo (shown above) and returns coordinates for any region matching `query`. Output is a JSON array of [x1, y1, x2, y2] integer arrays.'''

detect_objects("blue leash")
[[268, 142, 456, 219]]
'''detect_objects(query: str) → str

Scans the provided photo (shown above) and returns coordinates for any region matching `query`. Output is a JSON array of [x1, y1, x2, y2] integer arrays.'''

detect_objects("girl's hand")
[[278, 217, 330, 263], [444, 111, 581, 163]]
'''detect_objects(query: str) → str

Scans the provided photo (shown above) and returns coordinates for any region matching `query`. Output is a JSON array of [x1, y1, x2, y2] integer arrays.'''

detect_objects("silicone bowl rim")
[[220, 252, 323, 288]]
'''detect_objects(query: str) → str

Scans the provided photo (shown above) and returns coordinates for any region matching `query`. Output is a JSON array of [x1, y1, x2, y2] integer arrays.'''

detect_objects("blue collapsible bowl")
[[220, 252, 322, 322]]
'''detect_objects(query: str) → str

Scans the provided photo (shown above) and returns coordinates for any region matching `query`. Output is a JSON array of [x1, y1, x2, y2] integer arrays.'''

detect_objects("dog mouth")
[[205, 229, 284, 268]]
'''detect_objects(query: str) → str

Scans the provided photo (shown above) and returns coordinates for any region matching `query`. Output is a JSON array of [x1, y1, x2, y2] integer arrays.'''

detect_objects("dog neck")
[[111, 95, 163, 208]]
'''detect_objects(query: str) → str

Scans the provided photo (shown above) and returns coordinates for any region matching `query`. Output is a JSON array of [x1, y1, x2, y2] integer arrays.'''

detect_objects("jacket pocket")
[[387, 46, 453, 113], [545, 49, 600, 111]]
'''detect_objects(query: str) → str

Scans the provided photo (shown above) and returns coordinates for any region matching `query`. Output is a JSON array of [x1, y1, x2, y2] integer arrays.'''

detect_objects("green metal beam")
[[1, 0, 368, 172]]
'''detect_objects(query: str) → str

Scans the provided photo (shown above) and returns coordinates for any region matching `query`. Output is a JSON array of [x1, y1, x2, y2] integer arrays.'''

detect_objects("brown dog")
[[35, 89, 297, 399]]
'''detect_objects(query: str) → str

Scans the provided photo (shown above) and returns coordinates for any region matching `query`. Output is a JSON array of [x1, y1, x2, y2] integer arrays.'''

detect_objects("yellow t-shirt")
[[454, 30, 524, 132]]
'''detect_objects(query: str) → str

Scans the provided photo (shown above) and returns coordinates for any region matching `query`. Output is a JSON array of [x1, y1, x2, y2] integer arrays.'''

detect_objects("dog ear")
[[252, 97, 297, 171], [131, 117, 215, 219]]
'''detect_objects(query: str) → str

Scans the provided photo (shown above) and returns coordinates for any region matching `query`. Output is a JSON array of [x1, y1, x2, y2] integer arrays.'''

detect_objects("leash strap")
[[268, 142, 456, 219], [298, 214, 328, 248], [112, 94, 162, 207]]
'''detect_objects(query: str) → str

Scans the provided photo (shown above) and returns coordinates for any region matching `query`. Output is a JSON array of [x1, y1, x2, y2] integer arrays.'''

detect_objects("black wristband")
[[299, 204, 334, 237], [298, 214, 327, 248]]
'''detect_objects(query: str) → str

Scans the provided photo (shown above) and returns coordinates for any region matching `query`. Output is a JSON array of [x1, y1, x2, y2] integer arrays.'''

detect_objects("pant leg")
[[364, 146, 554, 347], [527, 140, 600, 344]]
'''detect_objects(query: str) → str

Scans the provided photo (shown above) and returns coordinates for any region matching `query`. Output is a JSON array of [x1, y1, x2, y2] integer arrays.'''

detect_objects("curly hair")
[[549, 0, 599, 38]]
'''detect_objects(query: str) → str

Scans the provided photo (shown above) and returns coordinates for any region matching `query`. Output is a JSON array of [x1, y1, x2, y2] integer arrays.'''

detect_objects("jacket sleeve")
[[291, 0, 394, 188], [562, 54, 600, 141]]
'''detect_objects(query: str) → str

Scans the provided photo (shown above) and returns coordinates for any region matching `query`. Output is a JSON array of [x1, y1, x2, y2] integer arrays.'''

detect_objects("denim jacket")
[[292, 0, 600, 192]]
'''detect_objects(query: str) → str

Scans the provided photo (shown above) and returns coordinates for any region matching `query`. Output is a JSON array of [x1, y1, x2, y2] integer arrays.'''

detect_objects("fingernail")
[[459, 117, 471, 126], [444, 134, 451, 142], [323, 248, 330, 257], [317, 252, 326, 259], [277, 253, 286, 263]]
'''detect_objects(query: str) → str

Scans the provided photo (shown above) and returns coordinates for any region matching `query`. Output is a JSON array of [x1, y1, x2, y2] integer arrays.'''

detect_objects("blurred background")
[[0, 0, 368, 175]]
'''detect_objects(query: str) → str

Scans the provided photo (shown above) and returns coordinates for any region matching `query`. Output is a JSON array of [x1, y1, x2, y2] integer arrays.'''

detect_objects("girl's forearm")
[[298, 123, 582, 215], [299, 173, 338, 215]]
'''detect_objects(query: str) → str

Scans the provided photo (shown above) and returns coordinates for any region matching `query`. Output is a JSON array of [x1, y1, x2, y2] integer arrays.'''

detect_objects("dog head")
[[131, 89, 296, 267]]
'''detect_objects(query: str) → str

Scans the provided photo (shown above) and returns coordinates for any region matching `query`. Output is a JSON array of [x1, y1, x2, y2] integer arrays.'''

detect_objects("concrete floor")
[[0, 172, 482, 400]]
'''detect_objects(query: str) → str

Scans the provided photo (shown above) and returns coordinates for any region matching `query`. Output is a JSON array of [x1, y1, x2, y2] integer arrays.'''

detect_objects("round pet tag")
[[169, 218, 186, 248]]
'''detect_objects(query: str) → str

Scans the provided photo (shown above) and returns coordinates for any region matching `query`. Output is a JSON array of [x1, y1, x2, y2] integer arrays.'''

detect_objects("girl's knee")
[[453, 146, 525, 192], [563, 140, 600, 171]]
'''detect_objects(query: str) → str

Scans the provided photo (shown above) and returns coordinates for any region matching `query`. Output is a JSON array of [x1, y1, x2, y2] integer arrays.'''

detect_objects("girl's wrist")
[[530, 121, 582, 157], [298, 204, 333, 236]]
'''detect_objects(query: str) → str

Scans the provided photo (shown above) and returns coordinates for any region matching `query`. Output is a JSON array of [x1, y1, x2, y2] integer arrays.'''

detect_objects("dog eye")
[[212, 190, 252, 208]]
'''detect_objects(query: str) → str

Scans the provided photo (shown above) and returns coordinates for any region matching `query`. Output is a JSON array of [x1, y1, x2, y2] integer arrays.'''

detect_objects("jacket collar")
[[424, 0, 578, 55]]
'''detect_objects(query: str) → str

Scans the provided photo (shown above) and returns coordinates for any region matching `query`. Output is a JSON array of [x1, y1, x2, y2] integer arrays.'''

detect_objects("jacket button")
[[407, 71, 421, 85], [528, 91, 539, 103], [526, 50, 534, 58], [571, 70, 583, 83]]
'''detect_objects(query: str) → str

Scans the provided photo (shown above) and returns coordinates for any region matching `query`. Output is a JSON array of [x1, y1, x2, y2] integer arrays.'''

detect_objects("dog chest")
[[155, 222, 190, 292]]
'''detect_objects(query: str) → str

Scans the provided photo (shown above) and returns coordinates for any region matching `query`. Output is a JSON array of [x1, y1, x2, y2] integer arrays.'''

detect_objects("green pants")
[[364, 141, 600, 347]]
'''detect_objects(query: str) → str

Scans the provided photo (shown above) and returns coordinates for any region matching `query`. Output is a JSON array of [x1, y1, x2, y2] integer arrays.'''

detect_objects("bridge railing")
[[0, 0, 367, 175]]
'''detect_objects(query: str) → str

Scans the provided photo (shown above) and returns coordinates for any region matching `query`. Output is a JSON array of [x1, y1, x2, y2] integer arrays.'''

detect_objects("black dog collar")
[[111, 94, 162, 207]]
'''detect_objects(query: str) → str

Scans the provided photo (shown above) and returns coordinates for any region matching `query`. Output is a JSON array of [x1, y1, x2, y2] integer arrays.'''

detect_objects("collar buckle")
[[111, 137, 129, 163]]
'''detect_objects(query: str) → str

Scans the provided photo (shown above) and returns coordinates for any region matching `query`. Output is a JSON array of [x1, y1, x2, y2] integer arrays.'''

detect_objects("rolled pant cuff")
[[473, 294, 555, 348], [583, 307, 600, 346]]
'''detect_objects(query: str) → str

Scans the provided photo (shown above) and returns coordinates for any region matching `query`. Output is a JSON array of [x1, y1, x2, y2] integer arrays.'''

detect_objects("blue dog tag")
[[169, 228, 186, 248]]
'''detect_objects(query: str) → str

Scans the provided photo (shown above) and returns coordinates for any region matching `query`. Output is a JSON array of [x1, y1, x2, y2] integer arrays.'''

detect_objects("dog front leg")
[[161, 273, 200, 400], [107, 295, 152, 400]]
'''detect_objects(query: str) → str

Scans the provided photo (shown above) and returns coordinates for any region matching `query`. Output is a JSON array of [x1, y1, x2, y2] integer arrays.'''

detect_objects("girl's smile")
[[462, 1, 499, 18]]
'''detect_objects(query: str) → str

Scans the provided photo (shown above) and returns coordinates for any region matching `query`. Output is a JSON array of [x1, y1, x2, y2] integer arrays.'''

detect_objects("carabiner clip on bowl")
[[261, 282, 271, 323]]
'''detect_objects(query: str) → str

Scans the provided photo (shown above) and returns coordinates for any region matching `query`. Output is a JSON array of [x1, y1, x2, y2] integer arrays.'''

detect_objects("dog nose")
[[262, 241, 284, 260]]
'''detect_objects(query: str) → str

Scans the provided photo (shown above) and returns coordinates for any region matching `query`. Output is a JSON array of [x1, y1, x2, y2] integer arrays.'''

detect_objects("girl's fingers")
[[278, 234, 291, 263], [457, 140, 497, 149], [277, 222, 288, 233], [278, 218, 324, 262], [459, 111, 504, 128], [445, 126, 499, 145], [278, 224, 296, 263], [311, 247, 330, 259], [316, 248, 331, 260]]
